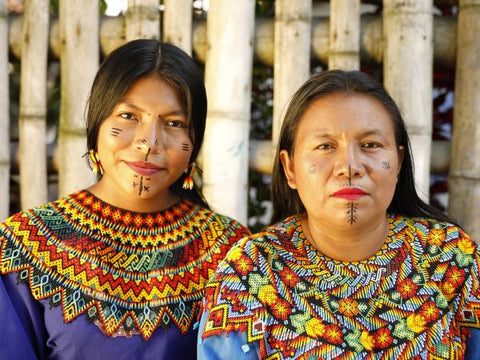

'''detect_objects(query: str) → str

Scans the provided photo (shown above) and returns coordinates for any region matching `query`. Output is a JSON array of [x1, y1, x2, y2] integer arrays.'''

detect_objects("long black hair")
[[86, 39, 208, 207], [271, 70, 455, 225]]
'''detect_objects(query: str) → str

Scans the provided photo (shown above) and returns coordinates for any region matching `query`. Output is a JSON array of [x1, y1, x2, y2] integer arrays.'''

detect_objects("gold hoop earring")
[[89, 149, 104, 175], [182, 163, 196, 190]]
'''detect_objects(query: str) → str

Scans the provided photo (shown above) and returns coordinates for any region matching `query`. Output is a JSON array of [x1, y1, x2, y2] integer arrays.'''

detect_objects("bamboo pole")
[[449, 0, 480, 240], [58, 0, 99, 197], [272, 0, 312, 152], [0, 0, 9, 220], [329, 0, 361, 70], [163, 0, 192, 55], [8, 14, 458, 69], [125, 0, 160, 41], [18, 0, 49, 209], [383, 0, 434, 200], [202, 0, 255, 224]]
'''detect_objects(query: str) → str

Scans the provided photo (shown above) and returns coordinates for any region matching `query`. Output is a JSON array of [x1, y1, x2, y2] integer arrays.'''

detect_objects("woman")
[[0, 39, 250, 359], [198, 70, 480, 359]]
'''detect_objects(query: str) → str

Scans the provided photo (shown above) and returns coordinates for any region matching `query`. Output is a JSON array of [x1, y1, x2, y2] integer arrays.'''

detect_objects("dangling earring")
[[89, 149, 104, 175], [182, 163, 196, 190]]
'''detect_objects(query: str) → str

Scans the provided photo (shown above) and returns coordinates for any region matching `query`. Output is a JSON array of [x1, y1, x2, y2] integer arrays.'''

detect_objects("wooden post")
[[383, 0, 434, 200], [202, 0, 255, 224], [125, 0, 160, 41], [18, 0, 49, 209], [449, 0, 480, 240], [58, 0, 99, 196], [0, 0, 9, 220], [329, 0, 360, 70], [272, 0, 312, 153], [163, 0, 192, 55]]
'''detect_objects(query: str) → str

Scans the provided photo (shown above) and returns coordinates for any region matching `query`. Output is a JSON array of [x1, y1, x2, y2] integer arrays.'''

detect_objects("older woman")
[[198, 70, 480, 359]]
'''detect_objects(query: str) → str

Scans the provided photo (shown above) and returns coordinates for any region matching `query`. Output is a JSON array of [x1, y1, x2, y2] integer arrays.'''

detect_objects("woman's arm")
[[0, 272, 47, 360]]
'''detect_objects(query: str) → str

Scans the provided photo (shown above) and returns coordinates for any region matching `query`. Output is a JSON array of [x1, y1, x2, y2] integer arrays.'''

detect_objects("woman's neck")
[[302, 215, 389, 262]]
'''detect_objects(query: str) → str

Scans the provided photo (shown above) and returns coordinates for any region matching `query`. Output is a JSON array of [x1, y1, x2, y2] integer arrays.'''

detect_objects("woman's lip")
[[125, 161, 162, 176], [332, 188, 368, 200]]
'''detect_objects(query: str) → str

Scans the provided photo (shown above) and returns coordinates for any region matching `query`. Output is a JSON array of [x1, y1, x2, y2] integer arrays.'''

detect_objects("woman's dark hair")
[[86, 39, 208, 207], [271, 69, 455, 225]]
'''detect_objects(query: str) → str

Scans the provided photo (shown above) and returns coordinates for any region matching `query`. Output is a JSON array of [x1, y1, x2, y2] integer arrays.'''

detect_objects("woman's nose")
[[134, 122, 162, 155], [334, 147, 364, 180]]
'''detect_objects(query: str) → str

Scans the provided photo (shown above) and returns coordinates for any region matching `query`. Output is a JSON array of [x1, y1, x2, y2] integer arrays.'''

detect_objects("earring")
[[89, 149, 104, 175], [182, 163, 196, 190]]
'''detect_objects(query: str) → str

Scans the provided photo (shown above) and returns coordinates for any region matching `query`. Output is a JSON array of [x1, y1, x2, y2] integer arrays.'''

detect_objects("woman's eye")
[[119, 113, 137, 121], [362, 142, 380, 149], [316, 144, 333, 150], [166, 120, 186, 128]]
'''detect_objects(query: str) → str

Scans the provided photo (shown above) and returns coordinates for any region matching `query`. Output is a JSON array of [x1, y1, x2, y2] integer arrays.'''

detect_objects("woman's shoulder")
[[393, 213, 476, 252]]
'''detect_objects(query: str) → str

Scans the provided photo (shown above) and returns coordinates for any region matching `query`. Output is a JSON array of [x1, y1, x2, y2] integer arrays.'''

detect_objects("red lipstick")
[[125, 161, 162, 176], [332, 188, 367, 200]]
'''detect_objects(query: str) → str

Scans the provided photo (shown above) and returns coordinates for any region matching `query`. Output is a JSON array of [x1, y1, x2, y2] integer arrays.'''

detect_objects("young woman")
[[0, 39, 250, 359], [198, 70, 480, 359]]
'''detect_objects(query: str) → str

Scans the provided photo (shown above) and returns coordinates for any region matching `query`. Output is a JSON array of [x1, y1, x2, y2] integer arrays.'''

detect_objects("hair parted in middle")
[[85, 39, 208, 207], [270, 69, 455, 225]]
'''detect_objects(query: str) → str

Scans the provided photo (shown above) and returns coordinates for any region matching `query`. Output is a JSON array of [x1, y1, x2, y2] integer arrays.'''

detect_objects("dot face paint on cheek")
[[382, 161, 391, 170], [307, 163, 317, 174]]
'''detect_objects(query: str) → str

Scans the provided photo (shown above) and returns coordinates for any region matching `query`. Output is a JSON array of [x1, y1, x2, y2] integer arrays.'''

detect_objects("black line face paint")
[[347, 202, 358, 225], [182, 143, 190, 152], [382, 161, 391, 170], [142, 139, 147, 144], [110, 127, 123, 137], [144, 148, 151, 161], [348, 165, 352, 186]]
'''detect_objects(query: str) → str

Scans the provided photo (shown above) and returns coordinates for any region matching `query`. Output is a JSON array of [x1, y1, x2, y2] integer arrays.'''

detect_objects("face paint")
[[382, 161, 391, 170], [307, 163, 317, 174], [110, 127, 123, 137], [348, 165, 352, 186], [347, 202, 358, 225], [182, 143, 190, 152]]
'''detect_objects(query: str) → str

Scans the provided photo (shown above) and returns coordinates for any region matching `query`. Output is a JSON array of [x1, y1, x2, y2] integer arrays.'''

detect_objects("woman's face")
[[280, 93, 404, 229], [93, 75, 193, 211]]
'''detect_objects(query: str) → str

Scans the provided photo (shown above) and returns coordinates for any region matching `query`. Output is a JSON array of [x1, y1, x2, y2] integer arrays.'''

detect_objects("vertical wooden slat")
[[329, 0, 360, 70], [18, 0, 49, 209], [449, 0, 480, 240], [0, 0, 9, 219], [383, 0, 433, 200], [202, 0, 255, 224], [125, 0, 160, 41], [163, 0, 192, 55], [58, 0, 99, 196], [272, 0, 312, 152]]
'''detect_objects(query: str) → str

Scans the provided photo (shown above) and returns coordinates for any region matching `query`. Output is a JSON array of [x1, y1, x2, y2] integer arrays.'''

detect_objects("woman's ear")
[[279, 150, 297, 189]]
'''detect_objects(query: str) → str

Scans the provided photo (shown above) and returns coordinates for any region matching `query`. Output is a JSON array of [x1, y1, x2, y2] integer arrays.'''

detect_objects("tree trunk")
[[329, 0, 360, 70], [18, 0, 49, 209], [383, 0, 434, 200], [0, 0, 9, 220], [163, 0, 192, 55], [449, 0, 480, 240], [58, 0, 99, 197], [272, 0, 312, 151], [125, 0, 160, 41], [202, 0, 255, 225]]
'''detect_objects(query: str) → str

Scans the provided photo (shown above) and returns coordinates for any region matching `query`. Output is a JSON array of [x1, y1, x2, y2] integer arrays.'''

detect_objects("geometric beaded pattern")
[[201, 215, 480, 359], [0, 190, 250, 339]]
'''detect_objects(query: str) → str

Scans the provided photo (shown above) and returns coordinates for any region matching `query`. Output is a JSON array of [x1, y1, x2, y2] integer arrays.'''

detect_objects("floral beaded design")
[[201, 215, 480, 359]]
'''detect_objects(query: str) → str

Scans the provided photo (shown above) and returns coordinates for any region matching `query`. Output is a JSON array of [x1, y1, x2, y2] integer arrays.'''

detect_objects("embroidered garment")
[[198, 215, 480, 360], [0, 190, 250, 360]]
